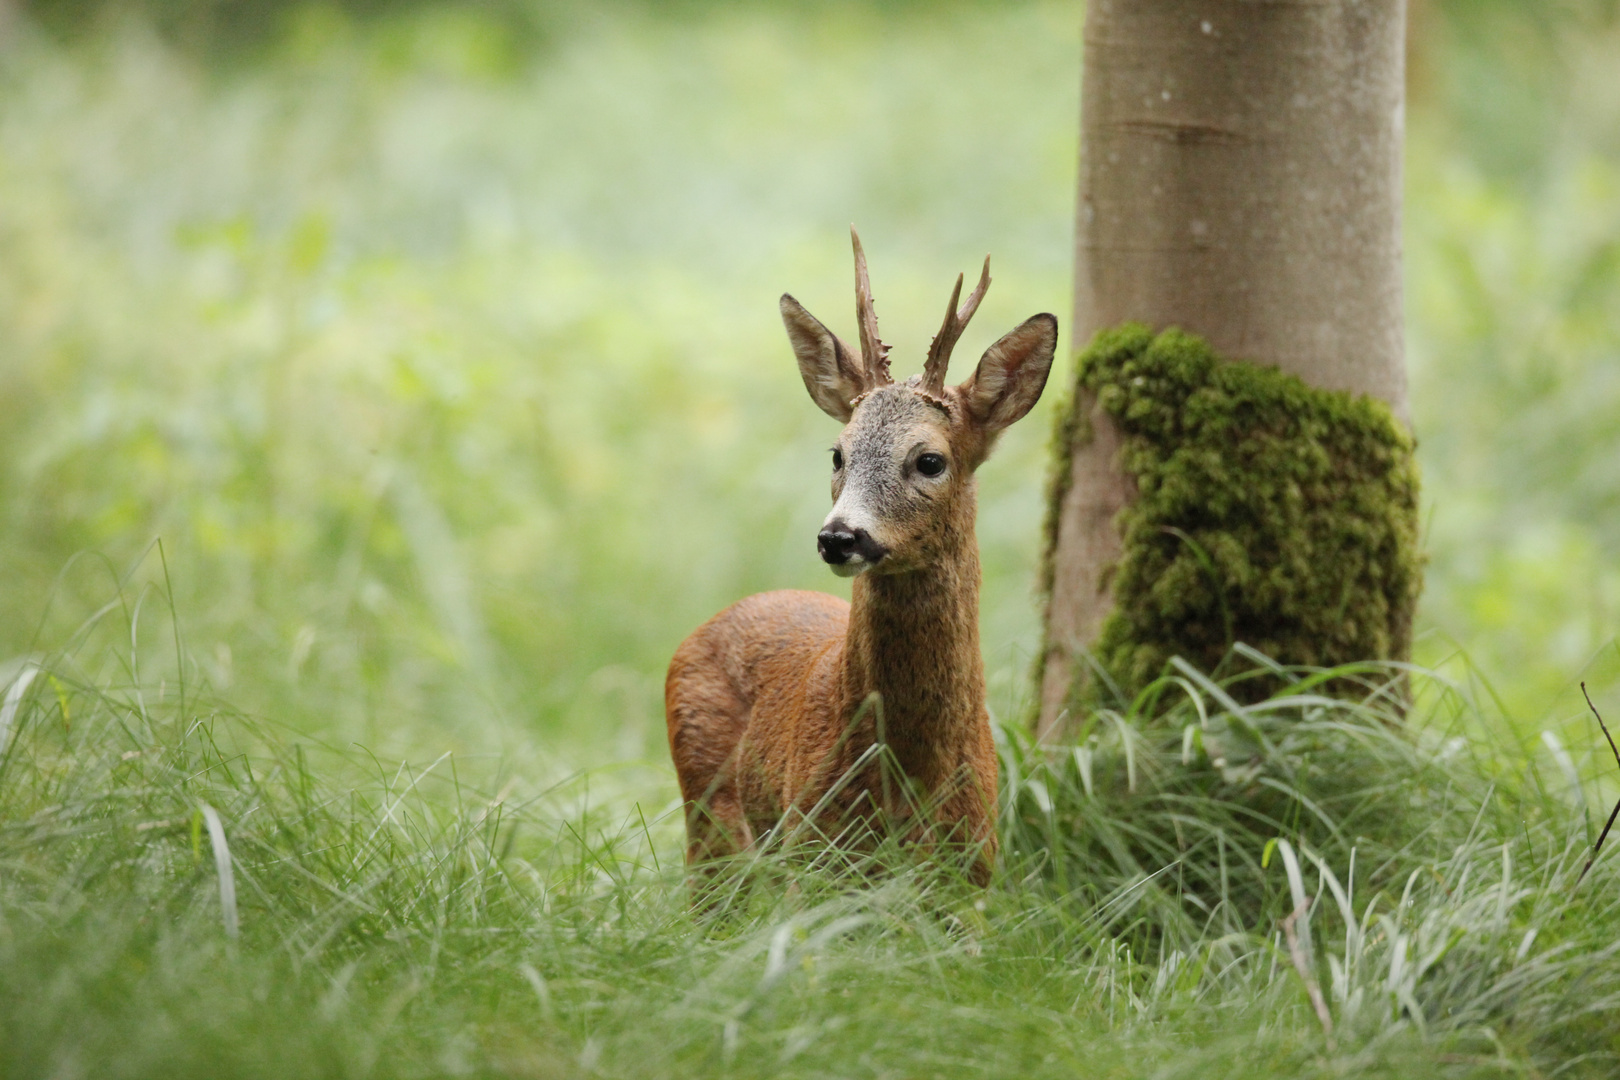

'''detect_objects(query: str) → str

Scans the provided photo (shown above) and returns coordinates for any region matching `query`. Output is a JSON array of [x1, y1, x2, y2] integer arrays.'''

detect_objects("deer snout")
[[818, 520, 888, 576]]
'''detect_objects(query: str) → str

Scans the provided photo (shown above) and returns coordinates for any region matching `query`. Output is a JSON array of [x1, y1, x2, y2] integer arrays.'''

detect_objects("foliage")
[[1406, 2, 1620, 720], [4, 609, 1620, 1077], [1042, 325, 1422, 705]]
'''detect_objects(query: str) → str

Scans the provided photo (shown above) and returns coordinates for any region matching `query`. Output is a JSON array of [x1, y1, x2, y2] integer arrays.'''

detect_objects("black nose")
[[818, 527, 859, 564], [818, 521, 888, 566]]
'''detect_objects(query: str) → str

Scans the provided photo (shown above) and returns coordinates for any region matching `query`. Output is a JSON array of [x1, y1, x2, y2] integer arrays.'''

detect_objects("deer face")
[[821, 385, 955, 575], [780, 230, 1057, 577]]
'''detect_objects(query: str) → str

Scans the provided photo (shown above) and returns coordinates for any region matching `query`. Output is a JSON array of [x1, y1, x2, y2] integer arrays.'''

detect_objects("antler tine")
[[922, 272, 965, 395], [851, 226, 892, 387], [922, 255, 991, 395], [960, 254, 991, 327]]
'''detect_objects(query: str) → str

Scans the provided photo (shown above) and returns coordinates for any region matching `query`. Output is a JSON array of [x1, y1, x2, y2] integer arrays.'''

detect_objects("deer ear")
[[781, 294, 865, 422], [958, 314, 1058, 435]]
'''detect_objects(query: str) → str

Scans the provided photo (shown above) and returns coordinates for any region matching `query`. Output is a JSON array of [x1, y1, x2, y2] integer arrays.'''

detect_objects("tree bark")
[[1038, 0, 1408, 740]]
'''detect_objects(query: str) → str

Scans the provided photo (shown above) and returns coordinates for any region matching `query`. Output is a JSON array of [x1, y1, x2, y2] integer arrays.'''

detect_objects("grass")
[[4, 590, 1620, 1078], [2, 1, 1620, 1076]]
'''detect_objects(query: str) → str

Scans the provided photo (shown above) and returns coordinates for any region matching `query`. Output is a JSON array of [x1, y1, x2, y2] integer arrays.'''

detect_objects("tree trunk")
[[1038, 0, 1410, 740]]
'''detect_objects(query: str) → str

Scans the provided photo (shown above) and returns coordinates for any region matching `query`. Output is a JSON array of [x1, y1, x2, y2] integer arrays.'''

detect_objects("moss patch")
[[1041, 324, 1422, 707]]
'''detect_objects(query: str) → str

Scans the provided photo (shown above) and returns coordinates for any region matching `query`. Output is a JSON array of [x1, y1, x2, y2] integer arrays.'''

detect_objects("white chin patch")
[[830, 558, 868, 578]]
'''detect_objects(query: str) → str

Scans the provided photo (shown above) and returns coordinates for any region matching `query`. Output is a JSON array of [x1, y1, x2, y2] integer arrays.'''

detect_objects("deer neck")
[[841, 490, 985, 784]]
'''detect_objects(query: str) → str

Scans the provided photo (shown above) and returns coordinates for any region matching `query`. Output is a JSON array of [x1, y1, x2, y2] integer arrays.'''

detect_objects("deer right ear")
[[781, 294, 865, 422]]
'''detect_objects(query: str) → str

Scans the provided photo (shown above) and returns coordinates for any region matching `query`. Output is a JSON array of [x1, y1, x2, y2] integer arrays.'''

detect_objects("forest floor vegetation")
[[4, 596, 1619, 1078]]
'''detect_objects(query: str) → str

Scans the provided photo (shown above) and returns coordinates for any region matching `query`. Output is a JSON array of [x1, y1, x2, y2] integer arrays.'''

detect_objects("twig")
[[1585, 681, 1620, 769], [1578, 682, 1620, 885], [1280, 901, 1335, 1049]]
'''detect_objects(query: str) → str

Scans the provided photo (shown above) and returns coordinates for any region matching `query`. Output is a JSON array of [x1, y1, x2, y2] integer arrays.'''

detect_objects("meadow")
[[2, 1, 1620, 1075]]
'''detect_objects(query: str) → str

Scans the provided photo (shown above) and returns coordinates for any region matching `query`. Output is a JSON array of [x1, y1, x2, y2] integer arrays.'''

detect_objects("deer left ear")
[[958, 313, 1058, 435]]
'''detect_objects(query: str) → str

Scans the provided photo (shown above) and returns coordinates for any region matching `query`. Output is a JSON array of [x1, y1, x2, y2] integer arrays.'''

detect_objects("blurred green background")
[[1, 0, 1616, 770]]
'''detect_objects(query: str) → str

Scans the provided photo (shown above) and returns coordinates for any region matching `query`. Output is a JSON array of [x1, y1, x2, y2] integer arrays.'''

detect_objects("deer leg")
[[666, 637, 758, 876], [681, 781, 756, 910], [684, 783, 755, 865]]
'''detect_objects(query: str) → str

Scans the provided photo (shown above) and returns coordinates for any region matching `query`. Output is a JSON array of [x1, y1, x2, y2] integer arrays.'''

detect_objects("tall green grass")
[[5, 595, 1620, 1077]]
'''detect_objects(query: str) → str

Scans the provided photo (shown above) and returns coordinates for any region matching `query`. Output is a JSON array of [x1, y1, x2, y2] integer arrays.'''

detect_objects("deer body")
[[666, 231, 1056, 885]]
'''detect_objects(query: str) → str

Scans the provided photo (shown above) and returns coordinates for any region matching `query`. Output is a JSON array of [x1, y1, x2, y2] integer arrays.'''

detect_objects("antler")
[[922, 256, 991, 395], [850, 226, 892, 387]]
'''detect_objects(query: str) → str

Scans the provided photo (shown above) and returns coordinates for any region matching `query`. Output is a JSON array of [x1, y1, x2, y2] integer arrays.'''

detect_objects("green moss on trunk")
[[1041, 324, 1422, 707]]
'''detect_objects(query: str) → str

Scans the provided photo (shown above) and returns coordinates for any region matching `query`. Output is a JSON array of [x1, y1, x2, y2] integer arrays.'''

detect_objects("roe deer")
[[665, 229, 1057, 887]]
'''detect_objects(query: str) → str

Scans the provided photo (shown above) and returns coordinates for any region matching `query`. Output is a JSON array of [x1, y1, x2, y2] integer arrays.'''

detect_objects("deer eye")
[[916, 452, 947, 478], [831, 448, 844, 471]]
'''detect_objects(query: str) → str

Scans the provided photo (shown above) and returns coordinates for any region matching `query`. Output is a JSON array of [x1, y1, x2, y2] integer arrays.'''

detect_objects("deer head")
[[779, 228, 1058, 577]]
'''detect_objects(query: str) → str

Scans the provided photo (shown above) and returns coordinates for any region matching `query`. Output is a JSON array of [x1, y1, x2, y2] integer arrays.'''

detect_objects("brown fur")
[[665, 244, 1056, 890]]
